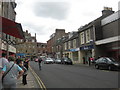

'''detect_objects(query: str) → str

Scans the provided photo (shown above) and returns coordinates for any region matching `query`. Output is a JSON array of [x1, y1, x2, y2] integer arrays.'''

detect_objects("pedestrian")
[[38, 57, 42, 70], [90, 57, 94, 64], [88, 57, 91, 66], [16, 56, 21, 65], [1, 56, 24, 90], [0, 53, 9, 70], [18, 60, 28, 85], [24, 58, 29, 70], [83, 57, 85, 64], [0, 53, 9, 90]]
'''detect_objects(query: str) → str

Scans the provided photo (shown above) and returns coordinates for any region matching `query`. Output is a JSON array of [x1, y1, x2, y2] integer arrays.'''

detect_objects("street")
[[30, 61, 119, 88]]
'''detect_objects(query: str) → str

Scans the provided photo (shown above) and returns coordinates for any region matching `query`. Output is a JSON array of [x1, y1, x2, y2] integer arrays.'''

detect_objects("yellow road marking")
[[29, 66, 47, 90]]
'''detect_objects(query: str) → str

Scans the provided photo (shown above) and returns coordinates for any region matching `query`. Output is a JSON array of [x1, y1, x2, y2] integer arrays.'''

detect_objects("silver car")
[[44, 58, 54, 64]]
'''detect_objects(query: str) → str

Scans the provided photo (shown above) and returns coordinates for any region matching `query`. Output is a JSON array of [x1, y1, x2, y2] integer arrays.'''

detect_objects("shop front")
[[69, 48, 79, 64], [95, 37, 120, 61], [79, 45, 94, 64]]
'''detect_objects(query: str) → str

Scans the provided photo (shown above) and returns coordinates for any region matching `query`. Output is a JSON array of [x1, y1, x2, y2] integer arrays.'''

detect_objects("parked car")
[[61, 57, 73, 65], [54, 58, 62, 64], [94, 57, 120, 70], [44, 58, 54, 64]]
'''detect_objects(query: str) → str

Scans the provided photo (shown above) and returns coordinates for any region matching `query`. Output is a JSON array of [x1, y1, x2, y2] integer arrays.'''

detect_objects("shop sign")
[[16, 53, 26, 57], [69, 48, 80, 52], [8, 45, 16, 53], [80, 45, 94, 50], [1, 43, 7, 50]]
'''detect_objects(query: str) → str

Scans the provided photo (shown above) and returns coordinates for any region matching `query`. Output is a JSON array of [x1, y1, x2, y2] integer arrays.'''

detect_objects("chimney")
[[35, 33, 36, 38], [102, 7, 114, 16], [26, 30, 28, 33]]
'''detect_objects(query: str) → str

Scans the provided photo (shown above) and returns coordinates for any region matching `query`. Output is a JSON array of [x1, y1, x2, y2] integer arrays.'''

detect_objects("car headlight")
[[114, 63, 119, 66]]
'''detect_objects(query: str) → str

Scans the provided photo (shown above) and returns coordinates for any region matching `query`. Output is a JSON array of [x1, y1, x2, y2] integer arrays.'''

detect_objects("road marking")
[[30, 66, 47, 90]]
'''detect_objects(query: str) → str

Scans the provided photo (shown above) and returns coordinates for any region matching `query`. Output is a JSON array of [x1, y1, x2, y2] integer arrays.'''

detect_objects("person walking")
[[38, 57, 42, 70], [0, 53, 9, 90], [1, 56, 24, 90], [88, 57, 91, 66], [18, 60, 28, 85], [83, 57, 85, 64]]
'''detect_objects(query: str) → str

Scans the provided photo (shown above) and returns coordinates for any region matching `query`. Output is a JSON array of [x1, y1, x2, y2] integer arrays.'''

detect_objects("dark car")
[[94, 57, 120, 70], [61, 57, 73, 65]]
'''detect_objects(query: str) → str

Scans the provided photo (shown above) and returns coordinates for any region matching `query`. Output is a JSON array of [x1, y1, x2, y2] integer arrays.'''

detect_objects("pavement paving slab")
[[16, 69, 39, 88]]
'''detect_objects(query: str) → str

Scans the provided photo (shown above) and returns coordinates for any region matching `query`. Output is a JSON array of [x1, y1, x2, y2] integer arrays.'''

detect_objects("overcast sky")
[[15, 0, 119, 43]]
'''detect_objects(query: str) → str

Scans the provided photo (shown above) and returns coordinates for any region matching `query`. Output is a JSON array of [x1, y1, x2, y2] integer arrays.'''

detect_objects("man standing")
[[0, 53, 8, 90]]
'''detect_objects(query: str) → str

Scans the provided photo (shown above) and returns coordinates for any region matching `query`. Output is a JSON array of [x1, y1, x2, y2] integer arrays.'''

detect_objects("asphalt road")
[[30, 61, 119, 88]]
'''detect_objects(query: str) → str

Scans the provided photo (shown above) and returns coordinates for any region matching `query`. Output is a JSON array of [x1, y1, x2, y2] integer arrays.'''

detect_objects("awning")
[[95, 36, 120, 45], [0, 16, 24, 39]]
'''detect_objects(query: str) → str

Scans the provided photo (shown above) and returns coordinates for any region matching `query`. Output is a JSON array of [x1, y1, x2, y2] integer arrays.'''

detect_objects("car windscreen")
[[106, 57, 116, 62]]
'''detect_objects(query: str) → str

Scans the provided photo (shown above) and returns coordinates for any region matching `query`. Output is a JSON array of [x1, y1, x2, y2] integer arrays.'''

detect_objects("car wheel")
[[95, 65, 99, 69], [108, 66, 112, 71]]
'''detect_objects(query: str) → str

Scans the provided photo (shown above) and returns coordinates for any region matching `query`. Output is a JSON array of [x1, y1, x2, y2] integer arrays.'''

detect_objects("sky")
[[15, 0, 120, 43]]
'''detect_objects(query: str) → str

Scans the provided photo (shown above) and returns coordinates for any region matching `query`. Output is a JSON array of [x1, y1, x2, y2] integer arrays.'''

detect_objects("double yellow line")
[[29, 66, 47, 90]]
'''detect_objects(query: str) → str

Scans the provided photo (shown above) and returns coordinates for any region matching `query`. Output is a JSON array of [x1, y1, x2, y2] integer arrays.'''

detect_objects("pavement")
[[16, 67, 39, 88]]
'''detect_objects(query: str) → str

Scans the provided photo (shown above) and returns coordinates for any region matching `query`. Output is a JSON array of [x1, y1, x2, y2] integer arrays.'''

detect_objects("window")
[[33, 46, 35, 48], [32, 39, 35, 42], [80, 32, 85, 44], [64, 42, 67, 50], [86, 29, 91, 43], [68, 41, 71, 49], [73, 39, 76, 48]]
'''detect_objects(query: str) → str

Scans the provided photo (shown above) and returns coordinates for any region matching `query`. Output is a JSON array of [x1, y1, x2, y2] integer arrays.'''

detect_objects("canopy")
[[0, 16, 24, 39]]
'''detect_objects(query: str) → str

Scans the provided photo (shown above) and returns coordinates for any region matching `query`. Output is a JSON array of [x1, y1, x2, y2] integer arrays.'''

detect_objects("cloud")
[[15, 0, 119, 43], [33, 2, 70, 20]]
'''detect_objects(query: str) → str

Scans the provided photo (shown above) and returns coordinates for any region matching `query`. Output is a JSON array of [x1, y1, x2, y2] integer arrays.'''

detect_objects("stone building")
[[16, 30, 37, 59], [47, 29, 68, 58], [37, 42, 47, 56]]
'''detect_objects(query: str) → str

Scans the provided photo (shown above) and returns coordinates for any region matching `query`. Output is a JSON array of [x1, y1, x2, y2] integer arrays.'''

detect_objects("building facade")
[[77, 7, 115, 64], [95, 10, 120, 61], [0, 0, 24, 57], [37, 42, 47, 56], [47, 29, 68, 58], [16, 30, 37, 59]]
